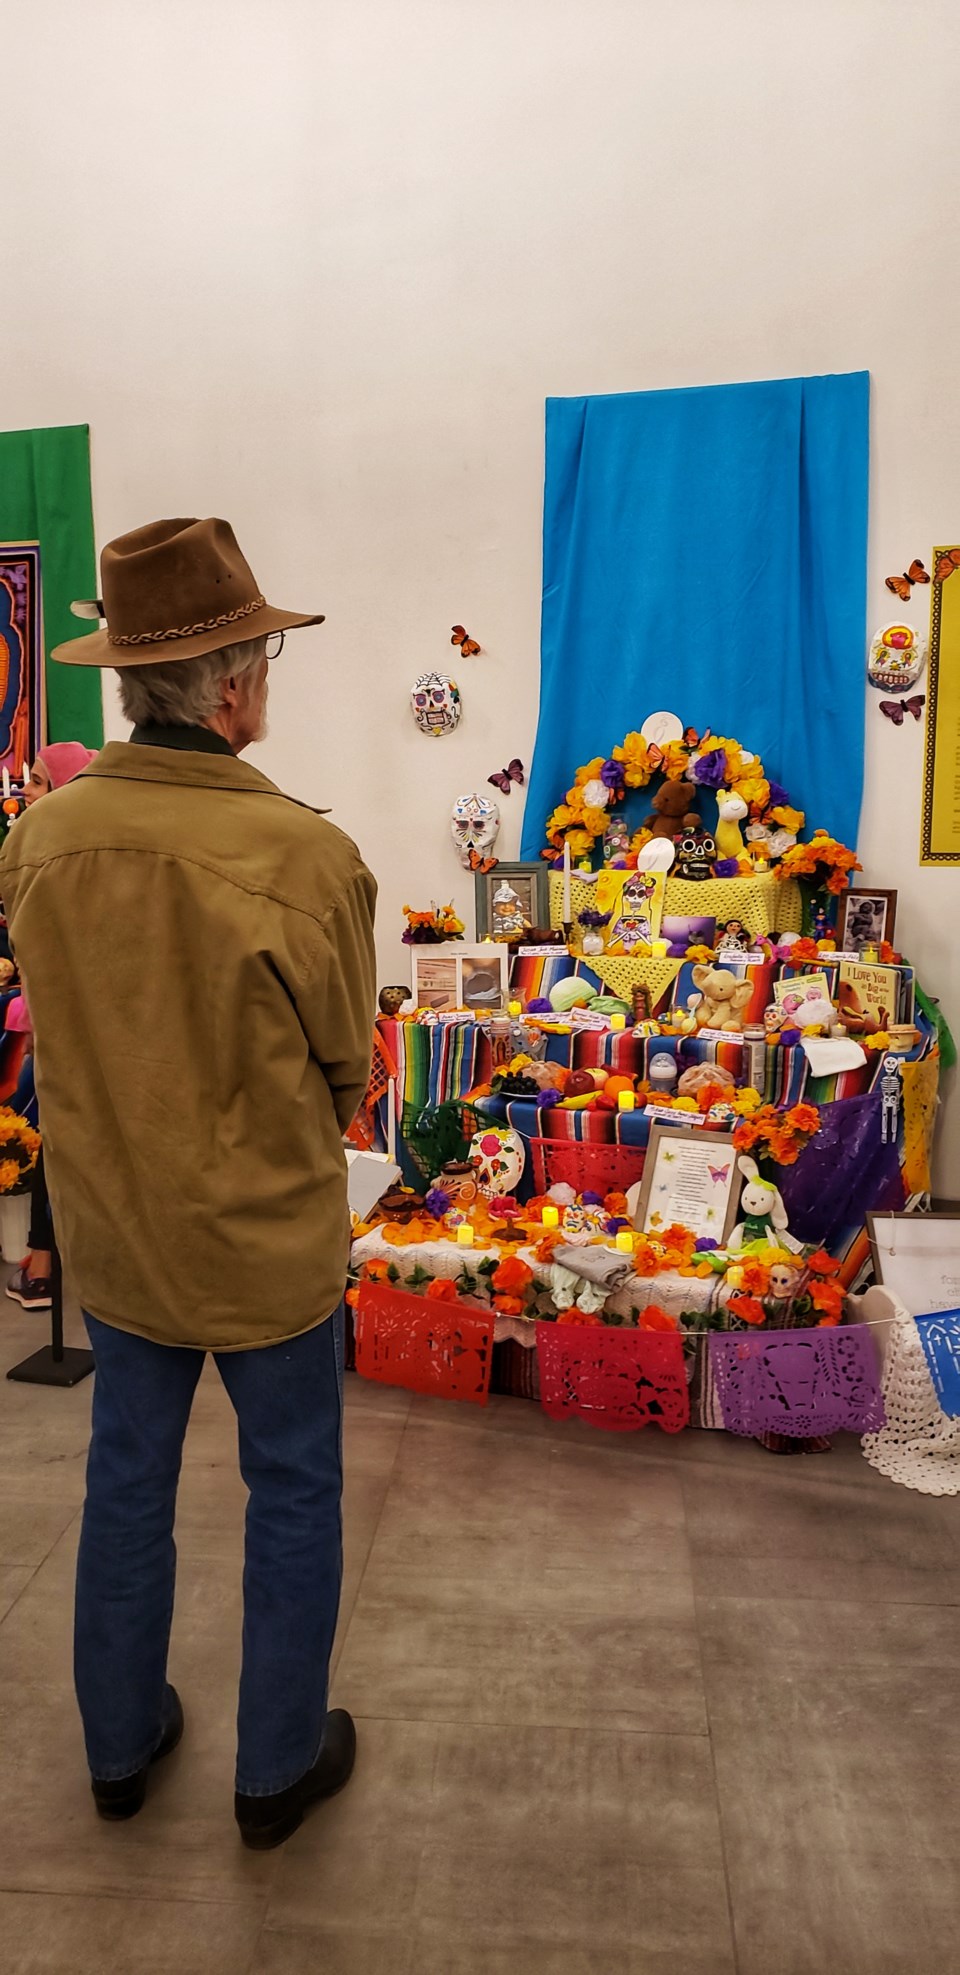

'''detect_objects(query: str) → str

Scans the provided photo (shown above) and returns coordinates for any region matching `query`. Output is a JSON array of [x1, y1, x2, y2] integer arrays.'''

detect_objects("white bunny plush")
[[728, 1154, 802, 1253]]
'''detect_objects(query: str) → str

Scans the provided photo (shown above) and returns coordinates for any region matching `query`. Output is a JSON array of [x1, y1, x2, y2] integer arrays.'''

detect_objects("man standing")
[[0, 517, 377, 1850]]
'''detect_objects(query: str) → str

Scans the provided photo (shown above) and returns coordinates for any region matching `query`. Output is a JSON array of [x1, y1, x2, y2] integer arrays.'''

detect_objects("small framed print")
[[409, 943, 510, 1013], [837, 888, 897, 950], [633, 1124, 740, 1246], [474, 862, 551, 940]]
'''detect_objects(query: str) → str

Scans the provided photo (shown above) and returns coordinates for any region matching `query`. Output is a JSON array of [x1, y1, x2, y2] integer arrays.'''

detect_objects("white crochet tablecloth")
[[855, 1285, 960, 1496], [351, 1229, 718, 1344]]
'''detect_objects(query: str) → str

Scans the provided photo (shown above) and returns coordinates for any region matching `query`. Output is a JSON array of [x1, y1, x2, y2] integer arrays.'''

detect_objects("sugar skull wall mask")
[[450, 792, 500, 868], [867, 622, 926, 693], [411, 671, 462, 736]]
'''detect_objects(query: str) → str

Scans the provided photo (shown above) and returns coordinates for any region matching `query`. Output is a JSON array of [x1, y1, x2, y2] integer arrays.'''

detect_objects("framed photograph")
[[867, 1211, 960, 1317], [410, 943, 510, 1013], [837, 888, 897, 949], [633, 1124, 740, 1246], [474, 862, 551, 939]]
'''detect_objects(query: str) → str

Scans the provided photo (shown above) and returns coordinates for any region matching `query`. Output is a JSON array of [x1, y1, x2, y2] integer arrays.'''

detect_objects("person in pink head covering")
[[24, 743, 97, 805], [6, 740, 97, 1309]]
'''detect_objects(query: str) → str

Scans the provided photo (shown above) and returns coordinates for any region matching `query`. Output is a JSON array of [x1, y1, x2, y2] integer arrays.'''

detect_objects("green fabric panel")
[[0, 423, 104, 748], [915, 980, 957, 1070]]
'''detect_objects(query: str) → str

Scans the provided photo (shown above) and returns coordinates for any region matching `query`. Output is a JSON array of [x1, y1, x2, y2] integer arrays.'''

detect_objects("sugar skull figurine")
[[674, 830, 717, 882], [450, 791, 500, 869], [411, 671, 462, 736], [867, 622, 926, 693], [468, 1126, 526, 1198], [560, 1201, 592, 1246]]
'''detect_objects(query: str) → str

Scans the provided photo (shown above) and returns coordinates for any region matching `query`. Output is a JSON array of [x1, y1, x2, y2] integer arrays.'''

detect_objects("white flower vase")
[[0, 1192, 31, 1263]]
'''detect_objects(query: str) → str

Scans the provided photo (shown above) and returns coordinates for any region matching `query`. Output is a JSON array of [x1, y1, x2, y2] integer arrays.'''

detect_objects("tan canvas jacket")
[[0, 743, 377, 1350]]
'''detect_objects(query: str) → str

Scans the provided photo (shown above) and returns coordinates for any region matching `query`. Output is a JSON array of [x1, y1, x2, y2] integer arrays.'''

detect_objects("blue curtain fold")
[[520, 372, 869, 859]]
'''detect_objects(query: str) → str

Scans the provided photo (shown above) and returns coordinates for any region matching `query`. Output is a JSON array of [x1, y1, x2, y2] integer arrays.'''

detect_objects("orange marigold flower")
[[786, 1103, 821, 1135], [363, 1257, 392, 1281], [556, 1308, 604, 1326], [738, 1260, 771, 1296], [639, 1304, 679, 1332], [492, 1256, 534, 1295], [817, 1313, 842, 1327], [426, 1277, 460, 1302], [345, 1286, 360, 1308], [493, 1295, 526, 1316], [728, 1292, 767, 1326], [805, 1248, 839, 1276], [810, 1279, 844, 1319]]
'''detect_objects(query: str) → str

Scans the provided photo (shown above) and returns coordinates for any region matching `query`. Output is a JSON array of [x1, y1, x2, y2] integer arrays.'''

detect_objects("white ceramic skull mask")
[[411, 671, 461, 736], [450, 792, 500, 869], [468, 1126, 526, 1198]]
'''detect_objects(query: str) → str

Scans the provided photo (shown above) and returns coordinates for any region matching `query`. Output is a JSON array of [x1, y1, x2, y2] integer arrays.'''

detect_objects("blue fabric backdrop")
[[520, 372, 870, 860]]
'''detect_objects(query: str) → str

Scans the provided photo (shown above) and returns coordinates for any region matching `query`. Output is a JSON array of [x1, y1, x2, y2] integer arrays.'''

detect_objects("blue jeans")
[[76, 1307, 344, 1796]]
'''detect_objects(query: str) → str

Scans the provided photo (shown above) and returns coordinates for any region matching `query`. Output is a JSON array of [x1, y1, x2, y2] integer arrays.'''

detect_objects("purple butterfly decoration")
[[488, 758, 525, 794], [880, 696, 924, 726], [707, 1164, 729, 1185]]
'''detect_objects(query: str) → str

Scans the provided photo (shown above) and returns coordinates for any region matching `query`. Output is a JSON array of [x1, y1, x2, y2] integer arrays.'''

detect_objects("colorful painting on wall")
[[0, 543, 43, 780]]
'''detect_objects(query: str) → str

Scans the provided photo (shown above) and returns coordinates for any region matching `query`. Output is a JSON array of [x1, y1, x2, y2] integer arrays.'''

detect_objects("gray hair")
[[116, 636, 266, 728]]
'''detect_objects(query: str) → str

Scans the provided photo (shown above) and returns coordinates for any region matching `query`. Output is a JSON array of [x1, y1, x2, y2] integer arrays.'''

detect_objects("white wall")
[[4, 0, 960, 1175]]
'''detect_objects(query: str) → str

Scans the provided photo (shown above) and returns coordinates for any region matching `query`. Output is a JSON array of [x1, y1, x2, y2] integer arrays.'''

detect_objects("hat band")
[[108, 593, 266, 648]]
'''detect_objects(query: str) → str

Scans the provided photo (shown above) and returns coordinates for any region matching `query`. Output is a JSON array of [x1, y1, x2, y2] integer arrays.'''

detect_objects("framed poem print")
[[474, 862, 551, 940], [410, 943, 510, 1013], [867, 1211, 960, 1317], [837, 887, 897, 949], [634, 1124, 739, 1246]]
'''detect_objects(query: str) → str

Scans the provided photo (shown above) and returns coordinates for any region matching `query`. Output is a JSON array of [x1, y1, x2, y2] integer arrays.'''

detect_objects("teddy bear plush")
[[690, 963, 754, 1031], [643, 779, 700, 840]]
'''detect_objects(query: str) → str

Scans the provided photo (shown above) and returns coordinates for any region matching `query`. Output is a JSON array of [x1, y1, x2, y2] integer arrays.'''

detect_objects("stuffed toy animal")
[[643, 779, 700, 840], [715, 793, 748, 859], [690, 964, 754, 1031], [728, 1155, 802, 1253]]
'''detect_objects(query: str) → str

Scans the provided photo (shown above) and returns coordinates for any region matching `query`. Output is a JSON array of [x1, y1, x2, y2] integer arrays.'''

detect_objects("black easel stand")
[[7, 1245, 95, 1387]]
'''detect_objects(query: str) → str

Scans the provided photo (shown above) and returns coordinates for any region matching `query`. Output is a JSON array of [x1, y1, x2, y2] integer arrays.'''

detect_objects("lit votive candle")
[[610, 1013, 626, 1031], [456, 1223, 475, 1247], [615, 1229, 635, 1253], [618, 1090, 636, 1112], [651, 939, 669, 958], [541, 1204, 560, 1228]]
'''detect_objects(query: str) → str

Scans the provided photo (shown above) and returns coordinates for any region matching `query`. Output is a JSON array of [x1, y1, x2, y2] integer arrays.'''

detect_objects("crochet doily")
[[859, 1287, 960, 1495]]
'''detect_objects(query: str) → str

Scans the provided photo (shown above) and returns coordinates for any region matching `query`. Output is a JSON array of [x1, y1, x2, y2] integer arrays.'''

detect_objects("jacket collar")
[[81, 741, 325, 809]]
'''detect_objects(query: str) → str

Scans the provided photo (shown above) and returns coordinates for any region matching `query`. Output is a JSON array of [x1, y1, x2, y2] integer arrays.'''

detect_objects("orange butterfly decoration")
[[885, 559, 930, 602], [467, 847, 498, 875], [451, 624, 481, 656], [934, 548, 960, 583]]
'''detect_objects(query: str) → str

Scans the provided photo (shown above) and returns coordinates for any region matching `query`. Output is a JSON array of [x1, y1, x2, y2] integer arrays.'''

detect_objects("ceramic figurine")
[[450, 791, 500, 868], [674, 830, 717, 882], [716, 919, 750, 956], [411, 671, 462, 736]]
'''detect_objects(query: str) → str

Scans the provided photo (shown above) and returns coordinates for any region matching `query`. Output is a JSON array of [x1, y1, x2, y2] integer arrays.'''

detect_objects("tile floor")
[[1, 1297, 959, 1974]]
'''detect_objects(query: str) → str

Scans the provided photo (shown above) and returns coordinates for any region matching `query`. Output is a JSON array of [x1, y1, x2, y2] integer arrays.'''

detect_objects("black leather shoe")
[[91, 1685, 184, 1821], [235, 1708, 357, 1850]]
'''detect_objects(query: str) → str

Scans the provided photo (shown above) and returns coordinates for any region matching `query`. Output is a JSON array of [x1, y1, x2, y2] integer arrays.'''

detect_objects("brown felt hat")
[[53, 516, 324, 667]]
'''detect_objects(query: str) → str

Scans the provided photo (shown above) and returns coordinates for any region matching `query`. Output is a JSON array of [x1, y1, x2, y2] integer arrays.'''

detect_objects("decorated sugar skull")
[[868, 622, 926, 693], [411, 670, 461, 736], [560, 1201, 591, 1245], [468, 1126, 525, 1198], [450, 791, 500, 868]]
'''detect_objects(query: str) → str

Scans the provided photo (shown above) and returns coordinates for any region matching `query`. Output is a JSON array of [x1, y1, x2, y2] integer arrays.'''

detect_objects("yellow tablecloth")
[[549, 870, 801, 943]]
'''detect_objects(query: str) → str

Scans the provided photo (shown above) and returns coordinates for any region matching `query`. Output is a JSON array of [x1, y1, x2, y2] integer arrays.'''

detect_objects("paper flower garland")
[[544, 730, 788, 858]]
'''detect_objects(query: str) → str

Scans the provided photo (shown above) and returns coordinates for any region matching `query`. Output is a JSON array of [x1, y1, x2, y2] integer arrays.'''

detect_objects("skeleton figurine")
[[880, 1052, 902, 1145]]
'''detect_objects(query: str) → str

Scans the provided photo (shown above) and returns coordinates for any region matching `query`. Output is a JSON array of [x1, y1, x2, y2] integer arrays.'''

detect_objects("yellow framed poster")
[[921, 546, 960, 863]]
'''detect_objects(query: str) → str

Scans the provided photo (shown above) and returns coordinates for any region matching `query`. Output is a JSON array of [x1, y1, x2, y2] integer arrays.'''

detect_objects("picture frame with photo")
[[837, 887, 897, 950], [474, 861, 551, 939], [409, 942, 511, 1013]]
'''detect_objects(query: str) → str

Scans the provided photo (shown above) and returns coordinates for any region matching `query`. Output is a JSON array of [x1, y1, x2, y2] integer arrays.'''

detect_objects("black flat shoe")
[[91, 1685, 184, 1821], [235, 1708, 357, 1851]]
